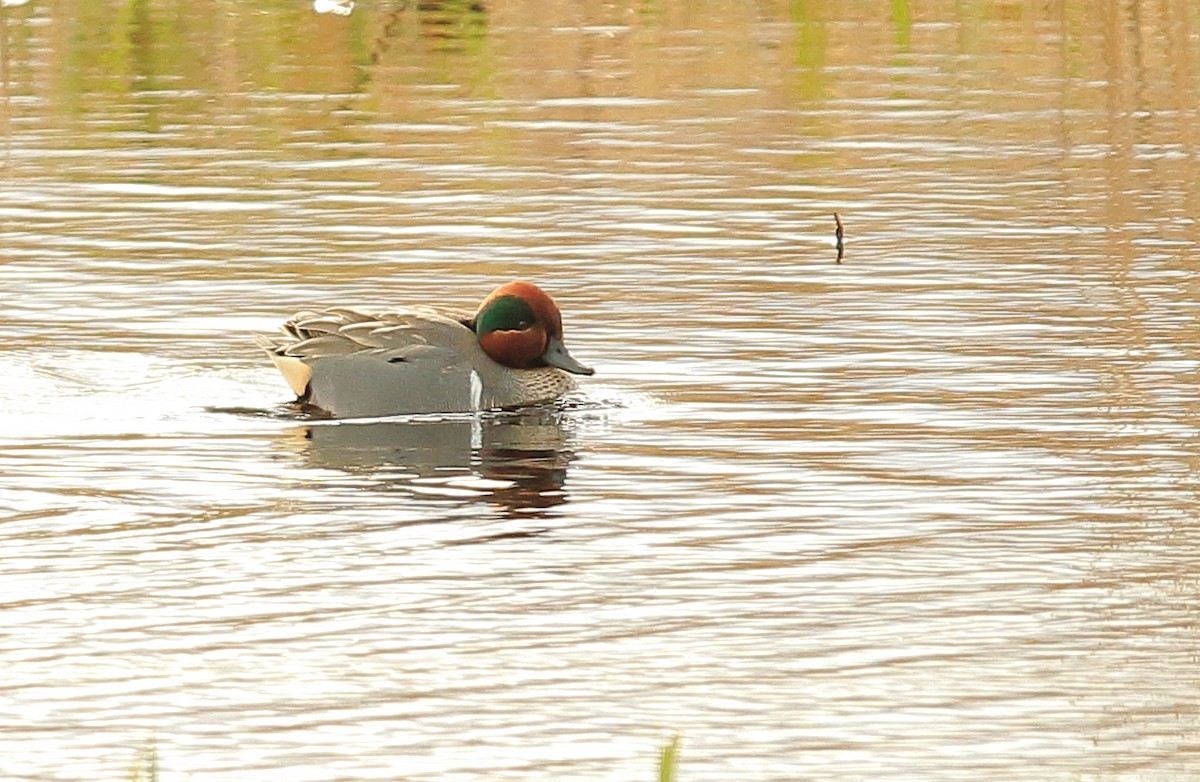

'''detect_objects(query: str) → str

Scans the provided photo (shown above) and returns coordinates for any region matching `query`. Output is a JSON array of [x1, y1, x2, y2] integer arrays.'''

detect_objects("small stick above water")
[[834, 212, 845, 263]]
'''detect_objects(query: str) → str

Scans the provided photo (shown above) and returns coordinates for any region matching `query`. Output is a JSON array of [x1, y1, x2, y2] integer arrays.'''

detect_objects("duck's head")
[[472, 282, 594, 376]]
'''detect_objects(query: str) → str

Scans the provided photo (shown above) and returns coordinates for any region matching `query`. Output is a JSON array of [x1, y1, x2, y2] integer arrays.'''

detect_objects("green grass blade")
[[658, 733, 681, 782]]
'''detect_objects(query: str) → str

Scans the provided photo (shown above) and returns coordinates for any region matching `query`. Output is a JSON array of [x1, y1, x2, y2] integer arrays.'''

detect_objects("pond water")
[[2, 1, 1200, 780]]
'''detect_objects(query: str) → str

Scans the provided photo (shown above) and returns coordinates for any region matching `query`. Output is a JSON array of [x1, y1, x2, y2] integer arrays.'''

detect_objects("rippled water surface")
[[3, 1, 1200, 780]]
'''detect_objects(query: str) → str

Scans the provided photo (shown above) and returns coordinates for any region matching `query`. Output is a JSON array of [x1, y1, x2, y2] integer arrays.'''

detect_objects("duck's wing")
[[256, 306, 483, 417]]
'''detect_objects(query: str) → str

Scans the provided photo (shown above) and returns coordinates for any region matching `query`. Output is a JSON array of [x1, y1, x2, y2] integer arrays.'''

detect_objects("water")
[[3, 1, 1200, 779]]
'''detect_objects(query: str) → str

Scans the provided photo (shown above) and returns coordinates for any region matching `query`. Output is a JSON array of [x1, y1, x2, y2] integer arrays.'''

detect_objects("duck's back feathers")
[[257, 304, 577, 418], [256, 307, 478, 417]]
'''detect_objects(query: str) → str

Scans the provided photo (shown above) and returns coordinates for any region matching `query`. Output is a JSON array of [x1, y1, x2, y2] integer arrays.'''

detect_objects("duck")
[[256, 281, 594, 418]]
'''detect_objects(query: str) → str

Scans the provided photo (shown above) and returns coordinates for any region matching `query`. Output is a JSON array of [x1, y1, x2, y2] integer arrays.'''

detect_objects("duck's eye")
[[515, 319, 532, 329]]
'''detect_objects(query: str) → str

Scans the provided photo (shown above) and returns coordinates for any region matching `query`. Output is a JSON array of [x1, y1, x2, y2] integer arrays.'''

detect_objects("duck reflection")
[[288, 407, 574, 516]]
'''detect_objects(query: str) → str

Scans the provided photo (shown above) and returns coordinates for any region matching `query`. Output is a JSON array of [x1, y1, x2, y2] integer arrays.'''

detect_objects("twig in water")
[[834, 212, 845, 263]]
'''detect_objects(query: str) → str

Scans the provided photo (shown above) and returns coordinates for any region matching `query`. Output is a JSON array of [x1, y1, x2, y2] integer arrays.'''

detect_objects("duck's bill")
[[542, 336, 594, 376]]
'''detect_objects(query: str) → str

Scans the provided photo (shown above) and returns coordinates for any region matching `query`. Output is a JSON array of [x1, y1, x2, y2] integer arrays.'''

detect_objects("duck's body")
[[256, 282, 593, 419]]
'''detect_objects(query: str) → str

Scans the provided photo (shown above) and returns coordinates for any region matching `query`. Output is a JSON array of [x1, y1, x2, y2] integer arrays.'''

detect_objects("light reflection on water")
[[3, 1, 1200, 780]]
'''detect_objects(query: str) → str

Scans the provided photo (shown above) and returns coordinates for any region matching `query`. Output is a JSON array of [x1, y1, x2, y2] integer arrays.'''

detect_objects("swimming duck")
[[256, 282, 593, 418]]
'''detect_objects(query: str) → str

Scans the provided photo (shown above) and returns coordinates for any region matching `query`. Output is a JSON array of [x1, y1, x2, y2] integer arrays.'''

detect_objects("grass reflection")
[[128, 735, 158, 782]]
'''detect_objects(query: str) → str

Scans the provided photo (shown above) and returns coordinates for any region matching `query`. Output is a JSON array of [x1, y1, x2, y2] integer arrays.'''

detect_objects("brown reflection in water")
[[0, 2, 1194, 105], [476, 411, 573, 515], [2, 1, 1195, 203], [417, 1, 488, 50], [281, 408, 574, 517]]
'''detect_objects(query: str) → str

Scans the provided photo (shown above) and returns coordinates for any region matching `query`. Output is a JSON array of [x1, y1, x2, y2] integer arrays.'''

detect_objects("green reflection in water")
[[788, 0, 828, 101], [891, 0, 912, 52]]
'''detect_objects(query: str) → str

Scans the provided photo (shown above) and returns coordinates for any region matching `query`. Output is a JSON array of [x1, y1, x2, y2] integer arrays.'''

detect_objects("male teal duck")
[[256, 282, 593, 418]]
